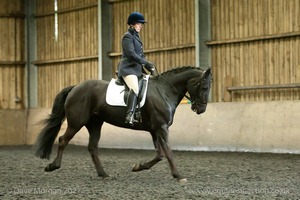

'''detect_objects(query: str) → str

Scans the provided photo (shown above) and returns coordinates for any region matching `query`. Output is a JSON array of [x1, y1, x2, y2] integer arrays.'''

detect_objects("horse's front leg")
[[157, 125, 187, 183], [132, 132, 164, 172]]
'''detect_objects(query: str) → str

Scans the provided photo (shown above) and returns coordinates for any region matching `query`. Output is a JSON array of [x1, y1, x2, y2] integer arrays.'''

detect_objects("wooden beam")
[[206, 31, 300, 46], [108, 44, 195, 57], [0, 13, 26, 18], [34, 2, 98, 18], [227, 83, 300, 92], [105, 0, 134, 3], [32, 55, 98, 65], [0, 61, 26, 66]]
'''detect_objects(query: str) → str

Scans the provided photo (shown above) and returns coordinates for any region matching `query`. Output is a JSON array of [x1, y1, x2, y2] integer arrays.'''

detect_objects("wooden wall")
[[0, 0, 25, 109], [4, 0, 298, 109], [108, 0, 196, 74], [209, 0, 300, 102], [35, 0, 98, 107], [34, 0, 196, 108]]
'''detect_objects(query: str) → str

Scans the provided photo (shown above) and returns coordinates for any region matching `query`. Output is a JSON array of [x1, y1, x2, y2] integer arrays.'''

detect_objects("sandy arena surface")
[[0, 145, 299, 199]]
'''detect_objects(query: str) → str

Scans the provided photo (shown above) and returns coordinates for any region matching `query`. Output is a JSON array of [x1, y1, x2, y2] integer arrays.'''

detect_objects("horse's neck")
[[169, 71, 196, 90], [162, 71, 197, 103]]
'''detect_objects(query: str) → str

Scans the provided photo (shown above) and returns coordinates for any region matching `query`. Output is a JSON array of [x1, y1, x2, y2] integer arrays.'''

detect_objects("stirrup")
[[135, 111, 142, 123], [125, 112, 138, 125]]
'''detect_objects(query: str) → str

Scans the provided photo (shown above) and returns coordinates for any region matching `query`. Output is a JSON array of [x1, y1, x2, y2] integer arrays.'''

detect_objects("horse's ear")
[[202, 68, 211, 78]]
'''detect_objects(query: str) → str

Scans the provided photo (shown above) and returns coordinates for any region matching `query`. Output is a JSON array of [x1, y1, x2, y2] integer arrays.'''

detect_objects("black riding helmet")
[[127, 12, 147, 25]]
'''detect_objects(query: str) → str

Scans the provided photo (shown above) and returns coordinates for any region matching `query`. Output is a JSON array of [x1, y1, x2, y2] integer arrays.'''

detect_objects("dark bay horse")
[[34, 66, 212, 182]]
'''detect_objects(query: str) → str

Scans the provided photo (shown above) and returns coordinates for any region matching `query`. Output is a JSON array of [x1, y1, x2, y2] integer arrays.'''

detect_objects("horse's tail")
[[34, 85, 75, 159]]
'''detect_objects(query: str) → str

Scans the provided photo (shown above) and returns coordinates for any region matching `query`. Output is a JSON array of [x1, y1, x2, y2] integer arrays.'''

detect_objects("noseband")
[[189, 81, 207, 107]]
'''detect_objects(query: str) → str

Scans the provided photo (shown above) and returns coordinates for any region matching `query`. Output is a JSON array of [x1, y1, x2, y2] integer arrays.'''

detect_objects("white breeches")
[[122, 75, 139, 95]]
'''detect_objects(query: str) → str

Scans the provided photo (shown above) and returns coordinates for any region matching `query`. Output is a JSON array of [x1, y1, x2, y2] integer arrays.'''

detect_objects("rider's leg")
[[123, 75, 139, 125]]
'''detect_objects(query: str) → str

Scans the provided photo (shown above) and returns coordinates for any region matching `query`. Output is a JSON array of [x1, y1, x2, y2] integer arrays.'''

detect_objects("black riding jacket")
[[117, 28, 151, 77]]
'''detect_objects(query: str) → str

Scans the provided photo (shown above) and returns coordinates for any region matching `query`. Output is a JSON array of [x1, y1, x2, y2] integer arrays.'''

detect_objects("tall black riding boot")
[[125, 90, 138, 126]]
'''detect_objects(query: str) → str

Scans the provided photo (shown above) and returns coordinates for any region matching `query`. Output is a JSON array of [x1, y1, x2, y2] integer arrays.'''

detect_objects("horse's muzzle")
[[191, 103, 207, 115]]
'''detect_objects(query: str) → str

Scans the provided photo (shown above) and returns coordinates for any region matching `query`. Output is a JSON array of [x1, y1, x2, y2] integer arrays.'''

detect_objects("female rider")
[[118, 12, 157, 125]]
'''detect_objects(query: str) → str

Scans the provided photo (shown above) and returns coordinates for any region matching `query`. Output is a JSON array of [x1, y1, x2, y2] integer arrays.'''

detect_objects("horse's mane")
[[160, 66, 203, 77]]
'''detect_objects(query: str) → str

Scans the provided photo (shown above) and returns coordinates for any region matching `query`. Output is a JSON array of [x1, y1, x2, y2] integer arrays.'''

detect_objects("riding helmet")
[[127, 12, 147, 25]]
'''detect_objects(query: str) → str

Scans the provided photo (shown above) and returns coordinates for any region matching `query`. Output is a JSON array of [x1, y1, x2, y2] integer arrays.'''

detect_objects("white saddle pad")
[[106, 75, 149, 107]]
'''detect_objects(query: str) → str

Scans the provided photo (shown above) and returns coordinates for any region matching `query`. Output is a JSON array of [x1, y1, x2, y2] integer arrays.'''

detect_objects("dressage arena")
[[1, 145, 299, 199]]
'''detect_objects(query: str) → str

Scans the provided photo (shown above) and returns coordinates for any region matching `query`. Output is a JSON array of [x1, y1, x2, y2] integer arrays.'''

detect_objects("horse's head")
[[187, 68, 212, 114]]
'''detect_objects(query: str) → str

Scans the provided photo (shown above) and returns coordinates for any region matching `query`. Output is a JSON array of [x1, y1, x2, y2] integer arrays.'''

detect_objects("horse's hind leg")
[[86, 120, 109, 178], [45, 126, 79, 172], [132, 132, 164, 172]]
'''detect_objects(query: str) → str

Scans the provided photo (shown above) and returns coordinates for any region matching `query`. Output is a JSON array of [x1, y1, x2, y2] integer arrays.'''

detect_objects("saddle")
[[106, 74, 150, 108], [115, 75, 148, 103]]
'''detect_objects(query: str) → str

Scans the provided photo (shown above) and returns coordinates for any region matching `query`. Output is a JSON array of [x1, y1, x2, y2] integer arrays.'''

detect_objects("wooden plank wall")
[[35, 0, 98, 107], [108, 0, 196, 75], [0, 0, 25, 109], [209, 0, 300, 102]]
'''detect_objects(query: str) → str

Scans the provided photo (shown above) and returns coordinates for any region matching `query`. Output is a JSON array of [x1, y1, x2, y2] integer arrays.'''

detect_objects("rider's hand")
[[150, 67, 158, 76], [144, 62, 158, 76], [145, 61, 154, 70]]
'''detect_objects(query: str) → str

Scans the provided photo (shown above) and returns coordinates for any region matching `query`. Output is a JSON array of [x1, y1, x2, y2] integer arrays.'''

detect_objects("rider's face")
[[133, 23, 143, 33]]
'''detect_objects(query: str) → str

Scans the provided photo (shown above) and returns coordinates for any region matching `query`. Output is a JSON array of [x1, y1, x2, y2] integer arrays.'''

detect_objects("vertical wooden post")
[[222, 75, 233, 102]]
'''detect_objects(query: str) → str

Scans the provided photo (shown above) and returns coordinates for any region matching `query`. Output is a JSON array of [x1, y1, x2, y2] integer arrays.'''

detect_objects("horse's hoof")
[[45, 163, 59, 172], [45, 165, 51, 172], [177, 178, 188, 183], [98, 174, 109, 179], [131, 163, 140, 172], [103, 175, 109, 179]]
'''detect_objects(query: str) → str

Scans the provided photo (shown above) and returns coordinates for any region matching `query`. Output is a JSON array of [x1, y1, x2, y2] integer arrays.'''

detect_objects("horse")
[[34, 66, 212, 182]]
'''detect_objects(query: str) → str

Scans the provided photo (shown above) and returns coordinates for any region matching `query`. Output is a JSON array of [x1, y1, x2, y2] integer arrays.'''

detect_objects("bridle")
[[154, 66, 205, 106], [158, 73, 194, 102]]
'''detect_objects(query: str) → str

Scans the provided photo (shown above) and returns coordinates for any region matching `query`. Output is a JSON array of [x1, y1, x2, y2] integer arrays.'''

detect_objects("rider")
[[118, 12, 157, 126]]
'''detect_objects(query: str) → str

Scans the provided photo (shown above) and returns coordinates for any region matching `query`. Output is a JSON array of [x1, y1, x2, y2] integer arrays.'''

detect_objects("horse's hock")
[[1, 100, 300, 154]]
